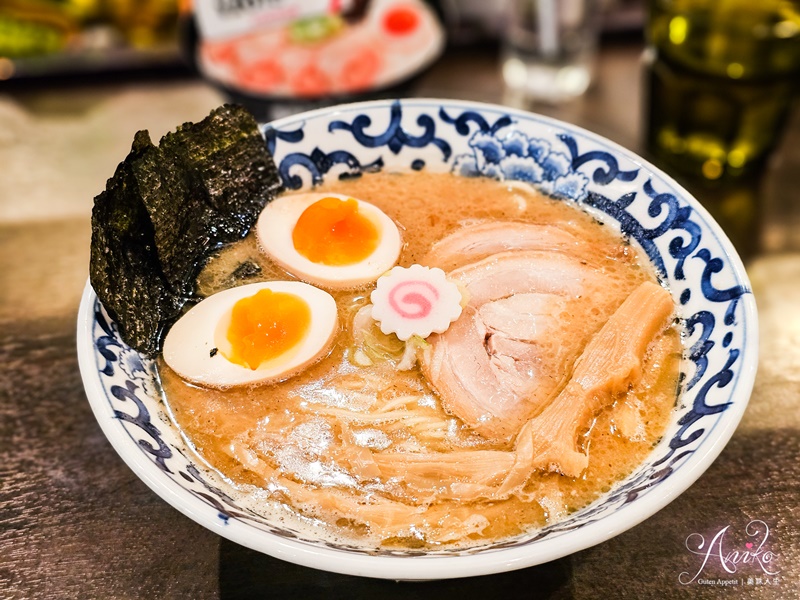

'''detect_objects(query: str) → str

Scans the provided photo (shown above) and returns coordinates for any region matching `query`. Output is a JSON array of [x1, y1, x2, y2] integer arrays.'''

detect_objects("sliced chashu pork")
[[420, 249, 596, 441], [424, 221, 623, 272], [497, 281, 675, 486], [376, 281, 675, 502], [225, 436, 491, 543]]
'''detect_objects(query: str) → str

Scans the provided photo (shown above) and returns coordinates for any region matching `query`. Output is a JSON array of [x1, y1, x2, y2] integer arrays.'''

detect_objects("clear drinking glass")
[[501, 0, 602, 104]]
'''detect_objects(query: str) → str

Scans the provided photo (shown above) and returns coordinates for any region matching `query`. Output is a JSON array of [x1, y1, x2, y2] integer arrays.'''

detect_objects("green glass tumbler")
[[645, 0, 800, 181]]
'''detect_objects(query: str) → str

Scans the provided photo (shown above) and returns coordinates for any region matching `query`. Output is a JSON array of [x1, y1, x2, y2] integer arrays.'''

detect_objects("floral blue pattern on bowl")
[[77, 99, 757, 580]]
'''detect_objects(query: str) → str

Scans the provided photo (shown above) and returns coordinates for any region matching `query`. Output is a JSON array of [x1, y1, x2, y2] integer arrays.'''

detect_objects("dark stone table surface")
[[1, 40, 799, 599]]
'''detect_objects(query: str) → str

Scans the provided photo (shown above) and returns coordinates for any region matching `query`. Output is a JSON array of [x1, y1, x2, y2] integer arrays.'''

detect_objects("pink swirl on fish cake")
[[388, 280, 439, 319]]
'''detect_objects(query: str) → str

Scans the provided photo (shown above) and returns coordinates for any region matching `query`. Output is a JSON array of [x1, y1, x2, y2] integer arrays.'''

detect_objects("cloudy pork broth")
[[159, 171, 681, 549]]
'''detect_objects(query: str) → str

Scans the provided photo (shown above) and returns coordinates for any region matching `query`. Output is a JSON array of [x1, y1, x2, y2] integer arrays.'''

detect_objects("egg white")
[[162, 281, 338, 388], [255, 192, 402, 289]]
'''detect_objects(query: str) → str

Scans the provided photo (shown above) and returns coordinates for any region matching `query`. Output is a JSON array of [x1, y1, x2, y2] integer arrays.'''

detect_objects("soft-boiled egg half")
[[163, 281, 338, 387], [256, 193, 402, 289]]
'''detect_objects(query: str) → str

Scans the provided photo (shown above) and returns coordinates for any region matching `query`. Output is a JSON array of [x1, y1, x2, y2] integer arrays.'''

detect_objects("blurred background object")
[[0, 0, 181, 80], [500, 0, 603, 104], [645, 0, 800, 181], [188, 0, 446, 121], [105, 0, 179, 47], [643, 0, 800, 260]]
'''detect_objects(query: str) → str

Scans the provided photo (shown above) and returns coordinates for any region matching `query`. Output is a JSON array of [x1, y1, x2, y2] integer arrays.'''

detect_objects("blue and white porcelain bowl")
[[77, 99, 758, 580]]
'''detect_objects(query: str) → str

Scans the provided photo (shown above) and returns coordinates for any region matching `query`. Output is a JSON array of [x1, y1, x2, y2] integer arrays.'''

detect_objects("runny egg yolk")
[[223, 289, 311, 370], [292, 197, 379, 266]]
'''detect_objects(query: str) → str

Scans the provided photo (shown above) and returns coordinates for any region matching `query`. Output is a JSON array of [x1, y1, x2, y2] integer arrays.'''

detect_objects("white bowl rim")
[[77, 97, 759, 580]]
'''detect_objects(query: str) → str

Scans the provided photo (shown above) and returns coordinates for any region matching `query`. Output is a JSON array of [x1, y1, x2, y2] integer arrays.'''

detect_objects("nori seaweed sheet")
[[90, 104, 282, 355]]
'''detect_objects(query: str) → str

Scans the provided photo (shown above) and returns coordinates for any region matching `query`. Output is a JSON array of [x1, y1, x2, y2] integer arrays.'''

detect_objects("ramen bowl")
[[77, 99, 757, 580]]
